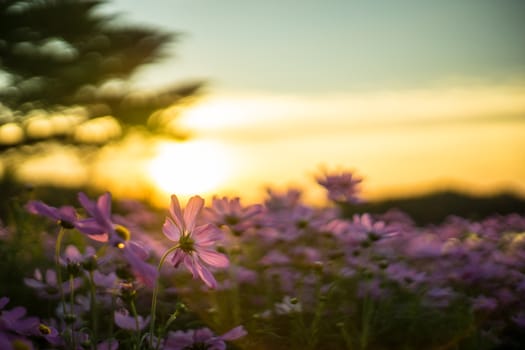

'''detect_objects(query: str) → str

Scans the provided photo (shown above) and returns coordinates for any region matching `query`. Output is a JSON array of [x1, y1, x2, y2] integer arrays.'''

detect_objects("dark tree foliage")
[[0, 0, 202, 149]]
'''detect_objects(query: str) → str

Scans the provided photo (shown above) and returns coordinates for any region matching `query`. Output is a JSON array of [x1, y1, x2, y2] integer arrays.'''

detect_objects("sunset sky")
[[10, 0, 525, 205], [100, 0, 525, 204]]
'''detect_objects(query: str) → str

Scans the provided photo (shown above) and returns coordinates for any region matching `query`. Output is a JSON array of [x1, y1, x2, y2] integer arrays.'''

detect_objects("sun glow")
[[147, 140, 234, 198]]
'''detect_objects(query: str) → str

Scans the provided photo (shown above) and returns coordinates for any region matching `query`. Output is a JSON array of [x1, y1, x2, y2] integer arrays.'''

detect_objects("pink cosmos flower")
[[163, 195, 229, 289]]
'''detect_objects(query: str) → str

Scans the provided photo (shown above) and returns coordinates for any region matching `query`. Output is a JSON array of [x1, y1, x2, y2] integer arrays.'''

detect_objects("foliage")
[[1, 169, 525, 349], [0, 0, 202, 150]]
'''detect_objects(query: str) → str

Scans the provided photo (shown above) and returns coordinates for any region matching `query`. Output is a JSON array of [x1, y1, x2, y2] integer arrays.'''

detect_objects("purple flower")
[[74, 332, 118, 350], [37, 323, 62, 346], [0, 299, 39, 336], [76, 192, 158, 287], [164, 325, 247, 350], [120, 240, 158, 288], [61, 245, 96, 263], [114, 308, 150, 331], [424, 287, 457, 308], [265, 188, 303, 211], [96, 339, 119, 350], [163, 195, 229, 289], [259, 251, 291, 266], [385, 262, 427, 289], [471, 295, 498, 312], [24, 269, 82, 299], [75, 192, 114, 243], [203, 196, 262, 236], [0, 297, 42, 350], [316, 170, 363, 204], [25, 200, 78, 229], [512, 312, 525, 328], [93, 270, 118, 290]]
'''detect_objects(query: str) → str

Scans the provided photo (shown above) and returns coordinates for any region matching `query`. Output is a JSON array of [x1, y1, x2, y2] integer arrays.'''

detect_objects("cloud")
[[177, 84, 525, 140]]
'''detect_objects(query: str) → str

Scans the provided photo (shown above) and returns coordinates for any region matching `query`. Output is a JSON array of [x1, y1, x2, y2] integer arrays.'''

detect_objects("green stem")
[[88, 271, 98, 344], [337, 321, 353, 350], [149, 244, 179, 349], [55, 227, 76, 348], [54, 227, 67, 315], [360, 296, 374, 350], [308, 297, 325, 349], [69, 274, 77, 350], [130, 299, 141, 349]]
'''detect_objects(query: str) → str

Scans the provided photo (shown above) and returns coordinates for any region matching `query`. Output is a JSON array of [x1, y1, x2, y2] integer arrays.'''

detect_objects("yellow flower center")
[[115, 224, 131, 241], [39, 323, 52, 335]]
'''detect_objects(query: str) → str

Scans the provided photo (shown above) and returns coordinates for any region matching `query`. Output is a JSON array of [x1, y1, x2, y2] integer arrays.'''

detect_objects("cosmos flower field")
[[1, 171, 525, 349]]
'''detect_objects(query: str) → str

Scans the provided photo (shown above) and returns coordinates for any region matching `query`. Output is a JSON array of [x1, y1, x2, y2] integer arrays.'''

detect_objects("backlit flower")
[[76, 192, 157, 287], [24, 269, 82, 299], [316, 170, 363, 204], [163, 195, 229, 288], [25, 201, 77, 229]]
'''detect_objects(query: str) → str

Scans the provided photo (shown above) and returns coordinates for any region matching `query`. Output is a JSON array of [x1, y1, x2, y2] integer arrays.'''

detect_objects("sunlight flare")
[[147, 140, 234, 197]]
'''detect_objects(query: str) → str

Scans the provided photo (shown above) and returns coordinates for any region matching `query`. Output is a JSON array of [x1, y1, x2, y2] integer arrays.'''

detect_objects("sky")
[[94, 0, 525, 204], [9, 0, 525, 205], [105, 0, 525, 93]]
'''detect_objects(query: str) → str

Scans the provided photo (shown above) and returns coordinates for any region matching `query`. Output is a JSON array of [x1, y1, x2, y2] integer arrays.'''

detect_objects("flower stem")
[[88, 270, 98, 344], [69, 274, 77, 350], [130, 298, 141, 348], [54, 227, 74, 348], [54, 227, 66, 314], [359, 296, 374, 350], [149, 244, 179, 349]]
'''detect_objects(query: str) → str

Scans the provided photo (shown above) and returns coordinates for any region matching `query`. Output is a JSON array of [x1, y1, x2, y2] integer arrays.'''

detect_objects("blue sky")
[[106, 0, 525, 93]]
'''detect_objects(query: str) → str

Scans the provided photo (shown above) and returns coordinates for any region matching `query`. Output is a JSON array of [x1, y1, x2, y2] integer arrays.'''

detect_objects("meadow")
[[1, 170, 524, 349]]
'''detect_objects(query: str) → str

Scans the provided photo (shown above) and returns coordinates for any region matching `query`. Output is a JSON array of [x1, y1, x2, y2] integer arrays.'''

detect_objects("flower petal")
[[169, 194, 185, 231], [198, 249, 229, 269], [122, 247, 157, 288], [97, 192, 112, 221], [75, 218, 109, 242], [193, 224, 223, 246], [170, 249, 185, 267], [184, 195, 204, 232], [194, 261, 217, 289], [0, 297, 9, 309], [220, 326, 247, 341], [78, 192, 97, 216], [183, 255, 198, 278], [163, 218, 182, 242]]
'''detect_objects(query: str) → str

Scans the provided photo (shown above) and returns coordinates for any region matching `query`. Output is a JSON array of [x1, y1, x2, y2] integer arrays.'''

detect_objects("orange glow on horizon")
[[4, 85, 524, 206], [164, 85, 525, 204]]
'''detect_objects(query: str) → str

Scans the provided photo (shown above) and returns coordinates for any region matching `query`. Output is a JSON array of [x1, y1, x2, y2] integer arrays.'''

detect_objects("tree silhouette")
[[0, 0, 202, 150]]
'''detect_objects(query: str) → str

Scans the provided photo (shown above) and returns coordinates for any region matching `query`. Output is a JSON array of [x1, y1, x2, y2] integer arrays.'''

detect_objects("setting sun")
[[147, 139, 234, 198]]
